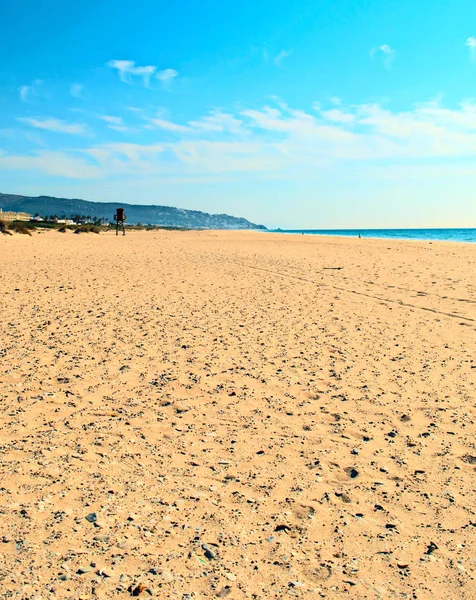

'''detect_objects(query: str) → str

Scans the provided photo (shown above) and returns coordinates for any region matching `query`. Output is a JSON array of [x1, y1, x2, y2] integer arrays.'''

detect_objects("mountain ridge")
[[0, 193, 267, 230]]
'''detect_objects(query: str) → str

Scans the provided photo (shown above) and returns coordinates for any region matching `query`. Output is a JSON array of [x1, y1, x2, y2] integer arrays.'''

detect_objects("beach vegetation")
[[8, 221, 34, 235], [0, 220, 13, 235], [73, 224, 101, 234]]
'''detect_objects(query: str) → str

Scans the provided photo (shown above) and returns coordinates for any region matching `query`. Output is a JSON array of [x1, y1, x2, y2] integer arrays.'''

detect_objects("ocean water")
[[275, 228, 476, 243]]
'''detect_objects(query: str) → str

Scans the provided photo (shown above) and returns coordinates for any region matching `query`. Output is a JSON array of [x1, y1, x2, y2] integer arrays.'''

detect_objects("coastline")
[[270, 228, 476, 243]]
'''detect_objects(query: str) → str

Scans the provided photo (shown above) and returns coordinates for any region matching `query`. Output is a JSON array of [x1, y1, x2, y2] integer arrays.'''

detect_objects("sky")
[[1, 0, 476, 228]]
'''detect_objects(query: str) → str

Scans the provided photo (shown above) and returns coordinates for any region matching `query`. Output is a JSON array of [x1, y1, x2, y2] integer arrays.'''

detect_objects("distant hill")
[[0, 193, 267, 230]]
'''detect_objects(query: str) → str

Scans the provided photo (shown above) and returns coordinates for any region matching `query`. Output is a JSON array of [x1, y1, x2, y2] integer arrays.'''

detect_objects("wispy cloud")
[[189, 111, 243, 133], [70, 83, 84, 98], [98, 115, 123, 126], [17, 117, 87, 135], [18, 79, 43, 103], [371, 44, 396, 69], [157, 68, 178, 82], [274, 49, 292, 67], [97, 115, 137, 133], [149, 118, 191, 132], [466, 37, 476, 62], [0, 150, 100, 178], [107, 60, 157, 87], [7, 97, 476, 181]]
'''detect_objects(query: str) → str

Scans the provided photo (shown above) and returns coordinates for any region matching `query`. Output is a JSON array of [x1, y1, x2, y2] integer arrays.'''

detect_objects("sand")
[[0, 229, 475, 600]]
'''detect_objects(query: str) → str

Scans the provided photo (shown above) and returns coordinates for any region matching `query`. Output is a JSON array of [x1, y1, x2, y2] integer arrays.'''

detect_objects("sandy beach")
[[0, 229, 475, 599]]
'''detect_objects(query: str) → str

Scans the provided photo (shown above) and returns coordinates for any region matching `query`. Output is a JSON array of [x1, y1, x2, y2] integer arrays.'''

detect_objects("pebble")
[[98, 568, 114, 578], [77, 565, 94, 574], [225, 572, 237, 581], [216, 587, 232, 598], [202, 543, 217, 560], [289, 581, 304, 588], [85, 512, 97, 523], [93, 534, 110, 542], [351, 448, 359, 455], [425, 542, 438, 555]]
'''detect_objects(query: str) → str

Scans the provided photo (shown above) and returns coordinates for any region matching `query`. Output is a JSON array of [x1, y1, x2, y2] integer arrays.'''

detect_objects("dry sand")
[[0, 229, 475, 600]]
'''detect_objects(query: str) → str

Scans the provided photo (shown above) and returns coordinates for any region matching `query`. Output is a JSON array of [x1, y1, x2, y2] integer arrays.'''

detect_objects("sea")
[[274, 228, 476, 243]]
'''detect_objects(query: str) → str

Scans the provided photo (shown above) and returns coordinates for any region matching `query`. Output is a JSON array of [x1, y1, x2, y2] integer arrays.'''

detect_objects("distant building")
[[0, 208, 32, 223]]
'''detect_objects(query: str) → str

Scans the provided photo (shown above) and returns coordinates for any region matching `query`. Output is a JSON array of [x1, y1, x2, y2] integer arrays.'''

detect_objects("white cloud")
[[156, 68, 178, 82], [19, 86, 31, 102], [189, 111, 243, 133], [149, 118, 191, 132], [274, 49, 292, 67], [107, 61, 179, 88], [371, 44, 396, 69], [18, 79, 43, 103], [7, 97, 476, 182], [97, 115, 137, 132], [107, 60, 157, 87], [17, 117, 87, 135], [0, 150, 100, 178], [70, 83, 84, 98], [98, 115, 123, 125], [466, 37, 476, 61], [380, 44, 394, 55], [107, 125, 137, 132], [321, 108, 355, 123]]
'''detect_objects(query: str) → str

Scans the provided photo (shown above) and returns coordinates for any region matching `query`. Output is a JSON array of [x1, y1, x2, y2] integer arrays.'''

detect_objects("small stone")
[[77, 565, 94, 574], [118, 541, 131, 550], [289, 581, 304, 587], [216, 587, 232, 598], [202, 543, 217, 560], [58, 574, 69, 581], [130, 583, 148, 596], [225, 572, 237, 581], [351, 448, 359, 455], [85, 512, 97, 523], [346, 468, 359, 479], [266, 536, 275, 543], [425, 542, 438, 555], [99, 568, 114, 578], [93, 534, 110, 542]]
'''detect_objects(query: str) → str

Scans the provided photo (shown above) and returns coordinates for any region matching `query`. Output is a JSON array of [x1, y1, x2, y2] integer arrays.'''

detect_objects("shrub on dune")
[[0, 220, 13, 235], [74, 224, 101, 234], [9, 221, 33, 236]]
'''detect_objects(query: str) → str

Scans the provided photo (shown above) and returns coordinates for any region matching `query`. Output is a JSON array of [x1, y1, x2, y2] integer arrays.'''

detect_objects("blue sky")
[[1, 0, 476, 228]]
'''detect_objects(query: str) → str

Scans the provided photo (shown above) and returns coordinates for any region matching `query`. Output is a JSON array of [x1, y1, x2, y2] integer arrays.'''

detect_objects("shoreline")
[[269, 228, 476, 244]]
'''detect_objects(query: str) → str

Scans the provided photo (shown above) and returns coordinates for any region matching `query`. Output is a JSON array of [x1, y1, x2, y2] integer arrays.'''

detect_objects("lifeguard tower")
[[114, 208, 126, 236]]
